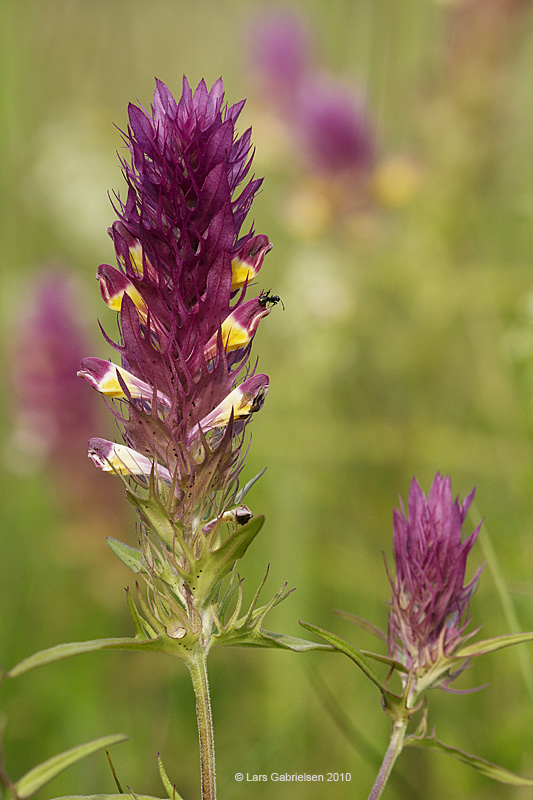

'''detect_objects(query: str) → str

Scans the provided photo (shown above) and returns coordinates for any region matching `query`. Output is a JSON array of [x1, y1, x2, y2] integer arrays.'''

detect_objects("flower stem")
[[188, 649, 216, 800], [368, 720, 407, 800]]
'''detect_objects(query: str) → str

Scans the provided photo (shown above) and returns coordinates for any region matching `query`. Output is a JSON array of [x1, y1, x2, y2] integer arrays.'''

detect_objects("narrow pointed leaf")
[[405, 734, 533, 786], [158, 755, 185, 800], [235, 467, 267, 503], [360, 649, 408, 672], [454, 631, 533, 660], [131, 496, 192, 563], [216, 627, 333, 651], [15, 735, 128, 798], [261, 630, 333, 651], [105, 749, 123, 793], [299, 621, 401, 697], [7, 637, 165, 678], [126, 589, 149, 638], [195, 515, 264, 598], [210, 514, 264, 567], [107, 538, 143, 573]]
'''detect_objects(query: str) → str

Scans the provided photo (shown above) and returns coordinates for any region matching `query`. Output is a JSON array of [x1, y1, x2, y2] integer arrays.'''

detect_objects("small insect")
[[258, 290, 285, 310]]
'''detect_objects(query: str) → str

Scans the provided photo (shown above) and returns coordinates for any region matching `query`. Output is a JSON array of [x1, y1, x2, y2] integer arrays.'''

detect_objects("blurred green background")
[[2, 0, 533, 798]]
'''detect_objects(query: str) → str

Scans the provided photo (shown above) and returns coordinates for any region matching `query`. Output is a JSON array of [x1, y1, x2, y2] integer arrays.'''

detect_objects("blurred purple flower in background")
[[294, 72, 376, 177], [248, 8, 375, 180], [252, 8, 313, 112], [7, 268, 127, 555], [9, 270, 99, 475]]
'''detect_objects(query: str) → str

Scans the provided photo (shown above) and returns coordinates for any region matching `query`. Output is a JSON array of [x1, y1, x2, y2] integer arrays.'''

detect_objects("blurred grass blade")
[[15, 734, 128, 798], [406, 734, 533, 786], [7, 637, 165, 678], [473, 506, 533, 705]]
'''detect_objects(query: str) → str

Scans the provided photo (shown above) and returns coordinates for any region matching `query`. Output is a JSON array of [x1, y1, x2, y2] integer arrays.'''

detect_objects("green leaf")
[[211, 514, 264, 570], [194, 515, 265, 600], [359, 649, 408, 672], [14, 735, 128, 798], [127, 493, 193, 563], [106, 539, 143, 573], [157, 755, 185, 800], [234, 468, 267, 503], [405, 734, 533, 786], [261, 630, 333, 651], [125, 588, 149, 639], [299, 621, 401, 698], [217, 627, 332, 651], [454, 630, 533, 660], [7, 637, 166, 678]]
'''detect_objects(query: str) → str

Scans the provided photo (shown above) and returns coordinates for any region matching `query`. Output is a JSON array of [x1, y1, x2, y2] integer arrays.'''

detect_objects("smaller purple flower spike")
[[387, 473, 483, 687]]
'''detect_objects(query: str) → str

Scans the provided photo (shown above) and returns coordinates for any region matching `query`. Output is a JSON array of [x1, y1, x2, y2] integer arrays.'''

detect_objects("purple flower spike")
[[82, 76, 274, 526], [387, 474, 483, 683]]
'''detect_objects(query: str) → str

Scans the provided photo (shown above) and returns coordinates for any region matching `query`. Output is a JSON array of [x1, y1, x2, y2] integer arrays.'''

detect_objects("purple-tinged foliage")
[[80, 77, 273, 530], [387, 474, 483, 678]]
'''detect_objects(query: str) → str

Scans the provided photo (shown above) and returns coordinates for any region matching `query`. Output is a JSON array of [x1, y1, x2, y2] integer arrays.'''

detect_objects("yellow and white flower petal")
[[204, 298, 271, 361], [231, 234, 272, 291], [88, 438, 171, 483], [78, 358, 171, 408], [188, 374, 269, 441], [97, 263, 147, 315]]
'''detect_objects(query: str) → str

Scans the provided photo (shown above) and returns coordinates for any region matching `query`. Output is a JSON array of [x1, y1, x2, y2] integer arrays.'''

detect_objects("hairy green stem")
[[188, 649, 216, 800], [368, 720, 407, 800]]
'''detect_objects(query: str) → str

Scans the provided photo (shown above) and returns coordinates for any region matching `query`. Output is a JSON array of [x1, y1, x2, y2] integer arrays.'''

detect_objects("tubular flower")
[[78, 357, 171, 407], [387, 474, 483, 688], [230, 234, 272, 291], [88, 438, 172, 483], [188, 373, 269, 442], [80, 76, 274, 552]]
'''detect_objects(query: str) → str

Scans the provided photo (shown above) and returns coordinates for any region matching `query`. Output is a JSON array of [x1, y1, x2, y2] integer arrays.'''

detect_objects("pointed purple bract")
[[387, 473, 483, 673]]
